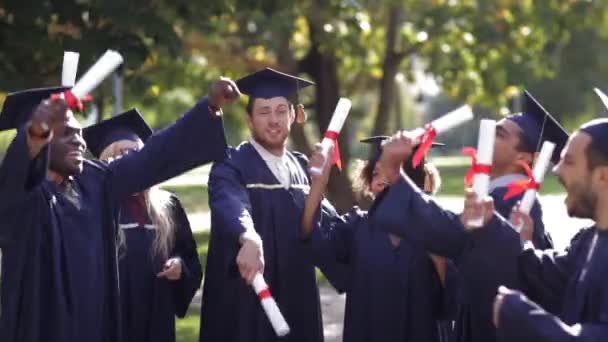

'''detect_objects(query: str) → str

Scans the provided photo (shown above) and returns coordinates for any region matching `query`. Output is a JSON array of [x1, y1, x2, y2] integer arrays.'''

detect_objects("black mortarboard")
[[581, 92, 608, 159], [505, 90, 569, 164], [361, 135, 444, 164], [83, 108, 152, 158], [0, 86, 70, 131], [236, 68, 314, 99]]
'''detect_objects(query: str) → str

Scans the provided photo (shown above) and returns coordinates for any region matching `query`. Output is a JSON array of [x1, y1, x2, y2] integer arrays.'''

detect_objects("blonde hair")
[[101, 141, 176, 260]]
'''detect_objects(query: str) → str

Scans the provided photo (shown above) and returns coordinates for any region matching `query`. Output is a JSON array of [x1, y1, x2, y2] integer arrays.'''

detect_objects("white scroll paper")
[[468, 119, 496, 227], [309, 98, 352, 176], [252, 273, 290, 337], [71, 50, 123, 99], [62, 51, 79, 87], [514, 141, 555, 232], [410, 105, 474, 142]]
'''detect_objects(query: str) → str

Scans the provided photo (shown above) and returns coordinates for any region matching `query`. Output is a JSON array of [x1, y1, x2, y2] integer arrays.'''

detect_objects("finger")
[[157, 270, 169, 278], [498, 285, 512, 295]]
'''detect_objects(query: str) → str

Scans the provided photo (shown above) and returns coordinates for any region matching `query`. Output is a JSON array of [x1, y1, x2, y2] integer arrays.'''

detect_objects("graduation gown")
[[199, 142, 345, 342], [0, 98, 226, 342], [498, 227, 608, 341], [119, 193, 202, 342], [310, 206, 445, 342], [371, 175, 525, 342]]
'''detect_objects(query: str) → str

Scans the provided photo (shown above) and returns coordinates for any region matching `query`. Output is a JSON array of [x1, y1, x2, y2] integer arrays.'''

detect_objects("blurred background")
[[0, 1, 605, 340]]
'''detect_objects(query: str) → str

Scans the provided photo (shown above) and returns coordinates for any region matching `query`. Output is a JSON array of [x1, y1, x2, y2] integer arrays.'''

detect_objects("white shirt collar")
[[249, 138, 287, 163], [489, 173, 528, 193]]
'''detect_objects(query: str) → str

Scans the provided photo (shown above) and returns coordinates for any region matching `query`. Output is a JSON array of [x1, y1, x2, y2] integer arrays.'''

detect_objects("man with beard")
[[199, 68, 344, 342], [360, 94, 569, 342], [493, 118, 608, 341], [0, 79, 237, 342]]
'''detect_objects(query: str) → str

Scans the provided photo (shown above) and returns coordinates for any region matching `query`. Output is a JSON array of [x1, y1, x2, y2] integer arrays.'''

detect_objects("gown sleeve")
[[498, 288, 608, 342], [169, 196, 203, 318], [206, 160, 253, 245], [370, 174, 469, 260], [517, 229, 589, 313], [0, 129, 49, 239], [107, 98, 227, 202]]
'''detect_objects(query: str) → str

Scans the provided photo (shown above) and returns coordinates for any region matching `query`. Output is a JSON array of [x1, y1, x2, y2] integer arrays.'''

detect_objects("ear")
[[516, 151, 534, 166]]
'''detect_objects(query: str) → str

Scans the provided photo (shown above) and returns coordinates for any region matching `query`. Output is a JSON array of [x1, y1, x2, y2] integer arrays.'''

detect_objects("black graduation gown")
[[0, 98, 226, 342], [498, 227, 608, 341], [371, 175, 525, 342], [310, 206, 444, 342], [119, 193, 202, 342], [199, 142, 345, 342]]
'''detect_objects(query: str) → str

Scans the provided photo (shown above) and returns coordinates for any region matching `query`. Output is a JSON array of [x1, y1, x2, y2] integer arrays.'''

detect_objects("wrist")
[[239, 230, 262, 246]]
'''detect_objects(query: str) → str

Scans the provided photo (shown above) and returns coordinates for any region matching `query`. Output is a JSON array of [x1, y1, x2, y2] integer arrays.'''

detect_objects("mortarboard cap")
[[236, 68, 314, 100], [83, 108, 152, 158], [506, 90, 569, 164], [0, 86, 70, 131], [580, 91, 608, 159]]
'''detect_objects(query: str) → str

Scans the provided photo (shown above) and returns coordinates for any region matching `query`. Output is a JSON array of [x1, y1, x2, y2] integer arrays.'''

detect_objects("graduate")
[[365, 99, 569, 342], [485, 91, 566, 249], [493, 118, 608, 341], [199, 68, 344, 342], [83, 109, 202, 342], [0, 78, 236, 342], [300, 137, 450, 342]]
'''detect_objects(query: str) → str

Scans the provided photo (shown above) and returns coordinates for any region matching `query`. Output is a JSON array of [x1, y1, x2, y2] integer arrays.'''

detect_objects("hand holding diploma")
[[309, 98, 352, 176], [506, 141, 556, 232]]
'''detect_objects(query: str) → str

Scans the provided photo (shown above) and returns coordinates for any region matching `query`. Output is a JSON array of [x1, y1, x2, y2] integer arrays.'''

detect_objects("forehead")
[[252, 97, 290, 109], [564, 131, 591, 156], [64, 110, 82, 130], [497, 118, 523, 136]]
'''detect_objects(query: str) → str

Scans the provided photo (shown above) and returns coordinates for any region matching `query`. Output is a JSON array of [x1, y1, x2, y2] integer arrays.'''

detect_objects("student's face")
[[370, 161, 433, 196], [99, 139, 143, 161], [246, 97, 294, 151], [493, 118, 532, 173], [49, 110, 86, 176], [553, 131, 597, 220]]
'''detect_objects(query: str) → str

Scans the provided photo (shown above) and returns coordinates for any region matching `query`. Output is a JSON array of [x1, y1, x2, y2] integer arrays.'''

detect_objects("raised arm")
[[107, 79, 239, 201], [371, 174, 469, 260], [0, 100, 70, 215], [496, 287, 608, 341]]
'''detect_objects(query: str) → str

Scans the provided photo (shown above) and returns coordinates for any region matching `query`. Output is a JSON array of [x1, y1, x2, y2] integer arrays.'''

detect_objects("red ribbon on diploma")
[[504, 161, 540, 200], [51, 91, 93, 113], [324, 130, 342, 170], [412, 124, 437, 168], [462, 147, 492, 188], [257, 288, 272, 300]]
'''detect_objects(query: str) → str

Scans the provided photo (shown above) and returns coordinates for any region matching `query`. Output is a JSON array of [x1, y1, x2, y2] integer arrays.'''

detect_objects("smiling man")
[[493, 117, 608, 341], [0, 79, 235, 342], [199, 68, 344, 342]]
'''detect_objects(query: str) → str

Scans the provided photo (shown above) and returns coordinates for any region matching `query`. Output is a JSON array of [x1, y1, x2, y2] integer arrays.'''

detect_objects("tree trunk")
[[298, 16, 356, 212], [372, 5, 406, 137]]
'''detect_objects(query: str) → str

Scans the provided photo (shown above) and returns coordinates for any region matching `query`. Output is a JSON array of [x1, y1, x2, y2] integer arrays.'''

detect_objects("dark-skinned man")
[[0, 79, 237, 342]]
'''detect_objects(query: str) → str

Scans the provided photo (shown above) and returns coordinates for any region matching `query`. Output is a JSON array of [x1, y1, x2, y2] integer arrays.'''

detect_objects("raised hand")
[[309, 142, 334, 189], [208, 77, 241, 112], [28, 98, 70, 138], [510, 203, 534, 241], [378, 130, 416, 183], [460, 188, 495, 230]]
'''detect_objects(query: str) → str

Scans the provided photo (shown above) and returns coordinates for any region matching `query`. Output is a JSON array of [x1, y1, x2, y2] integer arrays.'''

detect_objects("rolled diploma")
[[309, 98, 352, 176], [62, 51, 79, 87], [411, 105, 474, 142], [71, 50, 123, 99], [252, 273, 290, 337], [468, 119, 496, 227], [514, 141, 555, 232]]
